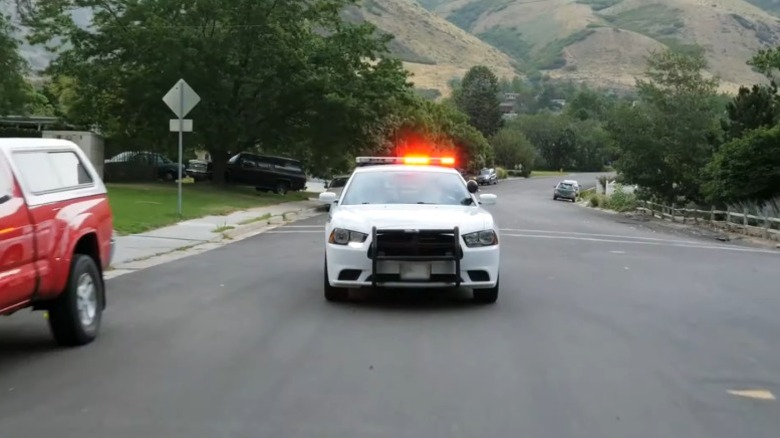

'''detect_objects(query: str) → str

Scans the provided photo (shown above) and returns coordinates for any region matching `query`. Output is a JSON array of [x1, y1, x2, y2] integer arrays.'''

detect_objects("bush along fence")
[[636, 200, 780, 241]]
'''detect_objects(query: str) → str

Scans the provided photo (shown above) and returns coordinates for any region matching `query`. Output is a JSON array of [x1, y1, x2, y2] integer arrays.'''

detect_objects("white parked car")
[[319, 156, 501, 304], [320, 174, 350, 210]]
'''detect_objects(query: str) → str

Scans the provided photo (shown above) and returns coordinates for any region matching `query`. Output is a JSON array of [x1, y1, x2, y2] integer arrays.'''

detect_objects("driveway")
[[1, 173, 778, 437]]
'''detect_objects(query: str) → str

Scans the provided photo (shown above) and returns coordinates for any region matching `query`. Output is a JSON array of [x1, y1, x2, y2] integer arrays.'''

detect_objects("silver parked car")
[[321, 175, 350, 210]]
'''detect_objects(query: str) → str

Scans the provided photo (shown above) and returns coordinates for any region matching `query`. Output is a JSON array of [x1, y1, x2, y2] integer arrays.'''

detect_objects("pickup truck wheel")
[[324, 259, 348, 302], [473, 277, 499, 304], [48, 255, 103, 346]]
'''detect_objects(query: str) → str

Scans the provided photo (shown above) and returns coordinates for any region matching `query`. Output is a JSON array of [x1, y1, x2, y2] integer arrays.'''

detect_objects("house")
[[499, 102, 515, 114]]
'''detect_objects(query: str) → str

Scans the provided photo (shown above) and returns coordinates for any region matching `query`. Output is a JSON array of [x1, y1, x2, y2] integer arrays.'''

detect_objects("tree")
[[564, 87, 611, 121], [390, 96, 492, 172], [489, 126, 536, 174], [453, 65, 503, 137], [25, 0, 413, 180], [568, 119, 613, 171], [511, 112, 576, 170], [0, 13, 31, 116], [721, 83, 780, 141], [748, 46, 780, 79], [607, 50, 721, 203], [702, 124, 780, 205]]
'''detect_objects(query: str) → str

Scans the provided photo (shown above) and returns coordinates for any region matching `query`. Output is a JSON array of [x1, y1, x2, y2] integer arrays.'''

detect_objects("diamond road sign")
[[163, 79, 200, 119]]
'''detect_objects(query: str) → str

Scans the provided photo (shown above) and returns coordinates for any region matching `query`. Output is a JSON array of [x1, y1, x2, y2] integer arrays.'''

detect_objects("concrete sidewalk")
[[111, 199, 324, 269]]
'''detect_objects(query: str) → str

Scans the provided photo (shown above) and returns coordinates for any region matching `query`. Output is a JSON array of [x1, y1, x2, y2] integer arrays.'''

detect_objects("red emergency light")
[[355, 156, 455, 167]]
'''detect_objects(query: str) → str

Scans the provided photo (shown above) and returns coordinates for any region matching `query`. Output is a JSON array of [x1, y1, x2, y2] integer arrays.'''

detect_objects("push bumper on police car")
[[325, 226, 500, 289]]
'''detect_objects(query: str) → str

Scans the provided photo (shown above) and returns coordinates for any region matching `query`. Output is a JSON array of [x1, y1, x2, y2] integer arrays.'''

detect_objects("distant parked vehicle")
[[104, 151, 184, 182], [321, 174, 350, 210], [553, 181, 577, 202], [476, 168, 497, 185], [562, 179, 580, 195], [185, 159, 213, 181], [224, 152, 307, 195]]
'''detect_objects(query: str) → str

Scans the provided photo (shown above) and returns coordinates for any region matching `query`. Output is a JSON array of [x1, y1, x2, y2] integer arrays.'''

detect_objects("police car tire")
[[324, 259, 348, 302], [473, 277, 499, 304]]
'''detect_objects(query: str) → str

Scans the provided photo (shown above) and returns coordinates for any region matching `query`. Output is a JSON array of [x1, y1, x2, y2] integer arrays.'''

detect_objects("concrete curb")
[[221, 207, 319, 240], [105, 206, 322, 278]]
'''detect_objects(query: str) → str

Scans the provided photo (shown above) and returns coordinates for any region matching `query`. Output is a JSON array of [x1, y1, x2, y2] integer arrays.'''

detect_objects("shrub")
[[604, 185, 637, 212], [496, 167, 508, 179]]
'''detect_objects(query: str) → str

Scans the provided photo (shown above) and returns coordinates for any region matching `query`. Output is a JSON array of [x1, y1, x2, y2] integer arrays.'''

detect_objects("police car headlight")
[[329, 228, 368, 245], [463, 230, 498, 247]]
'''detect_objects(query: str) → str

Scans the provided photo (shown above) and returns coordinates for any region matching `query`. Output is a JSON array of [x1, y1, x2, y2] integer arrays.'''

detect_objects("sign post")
[[162, 79, 200, 215]]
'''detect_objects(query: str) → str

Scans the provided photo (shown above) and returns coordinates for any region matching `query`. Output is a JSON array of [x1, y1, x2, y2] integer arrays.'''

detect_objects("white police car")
[[319, 156, 501, 304]]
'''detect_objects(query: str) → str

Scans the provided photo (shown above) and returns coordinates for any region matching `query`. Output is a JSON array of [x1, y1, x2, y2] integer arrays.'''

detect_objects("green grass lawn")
[[108, 183, 312, 235]]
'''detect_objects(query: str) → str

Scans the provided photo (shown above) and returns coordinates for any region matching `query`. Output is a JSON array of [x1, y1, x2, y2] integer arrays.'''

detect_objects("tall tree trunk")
[[209, 149, 231, 184]]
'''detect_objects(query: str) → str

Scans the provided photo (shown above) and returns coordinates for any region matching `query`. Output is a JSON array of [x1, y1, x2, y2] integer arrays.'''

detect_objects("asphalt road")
[[2, 173, 779, 438]]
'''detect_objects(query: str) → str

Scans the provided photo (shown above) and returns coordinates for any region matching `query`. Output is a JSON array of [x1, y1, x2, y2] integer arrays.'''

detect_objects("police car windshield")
[[340, 170, 471, 206]]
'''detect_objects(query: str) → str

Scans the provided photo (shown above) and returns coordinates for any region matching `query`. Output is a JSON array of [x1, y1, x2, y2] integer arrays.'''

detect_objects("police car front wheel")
[[473, 277, 499, 304], [324, 259, 348, 302]]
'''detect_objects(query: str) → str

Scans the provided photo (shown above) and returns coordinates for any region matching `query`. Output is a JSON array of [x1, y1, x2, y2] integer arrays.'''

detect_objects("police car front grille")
[[369, 227, 463, 287], [368, 229, 459, 258]]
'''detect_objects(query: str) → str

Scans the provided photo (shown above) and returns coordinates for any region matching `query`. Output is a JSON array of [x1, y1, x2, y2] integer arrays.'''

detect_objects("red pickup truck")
[[1, 138, 114, 346]]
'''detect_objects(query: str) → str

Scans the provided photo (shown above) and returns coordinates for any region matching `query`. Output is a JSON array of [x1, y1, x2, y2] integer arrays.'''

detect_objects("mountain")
[[8, 0, 780, 96], [343, 0, 517, 96], [4, 0, 517, 98], [410, 0, 780, 93]]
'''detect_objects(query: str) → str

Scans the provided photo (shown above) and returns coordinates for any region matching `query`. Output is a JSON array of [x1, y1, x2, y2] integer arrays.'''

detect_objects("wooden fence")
[[636, 200, 780, 241]]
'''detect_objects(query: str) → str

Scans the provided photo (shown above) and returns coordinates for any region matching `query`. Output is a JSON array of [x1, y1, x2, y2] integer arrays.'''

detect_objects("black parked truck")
[[224, 152, 307, 195]]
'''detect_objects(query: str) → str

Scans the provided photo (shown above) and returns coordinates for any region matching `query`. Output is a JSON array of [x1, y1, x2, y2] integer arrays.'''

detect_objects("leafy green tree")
[[748, 46, 780, 78], [607, 50, 721, 203], [564, 87, 612, 121], [453, 65, 503, 137], [721, 83, 780, 141], [25, 0, 412, 180], [511, 112, 576, 170], [568, 119, 612, 171], [489, 126, 536, 174], [0, 13, 32, 116], [390, 96, 492, 172], [703, 124, 780, 204]]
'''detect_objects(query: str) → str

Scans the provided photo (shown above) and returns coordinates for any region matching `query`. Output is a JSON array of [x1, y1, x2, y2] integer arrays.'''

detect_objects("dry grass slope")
[[351, 0, 517, 97], [412, 0, 780, 92]]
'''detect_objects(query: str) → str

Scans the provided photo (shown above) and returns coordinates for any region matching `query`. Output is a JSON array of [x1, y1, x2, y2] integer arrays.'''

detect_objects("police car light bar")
[[355, 156, 455, 167]]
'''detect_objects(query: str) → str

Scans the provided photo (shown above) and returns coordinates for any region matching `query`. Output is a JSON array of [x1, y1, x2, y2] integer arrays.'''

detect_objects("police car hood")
[[332, 204, 495, 234]]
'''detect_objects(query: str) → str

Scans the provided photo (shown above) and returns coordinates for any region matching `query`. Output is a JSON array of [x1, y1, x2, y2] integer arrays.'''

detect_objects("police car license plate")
[[399, 263, 431, 280]]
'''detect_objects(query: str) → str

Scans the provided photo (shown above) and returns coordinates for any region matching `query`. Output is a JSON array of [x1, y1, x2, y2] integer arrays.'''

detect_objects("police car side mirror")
[[319, 192, 337, 204], [467, 179, 479, 194], [480, 194, 497, 205]]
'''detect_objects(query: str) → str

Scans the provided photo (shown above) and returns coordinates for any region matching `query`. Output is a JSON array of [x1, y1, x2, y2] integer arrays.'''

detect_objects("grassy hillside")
[[9, 0, 780, 96], [6, 0, 516, 98], [415, 0, 780, 92], [345, 0, 517, 97]]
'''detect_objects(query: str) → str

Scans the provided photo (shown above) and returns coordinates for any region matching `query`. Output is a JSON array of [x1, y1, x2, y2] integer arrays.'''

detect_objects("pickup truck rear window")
[[0, 159, 11, 201], [12, 150, 93, 194]]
